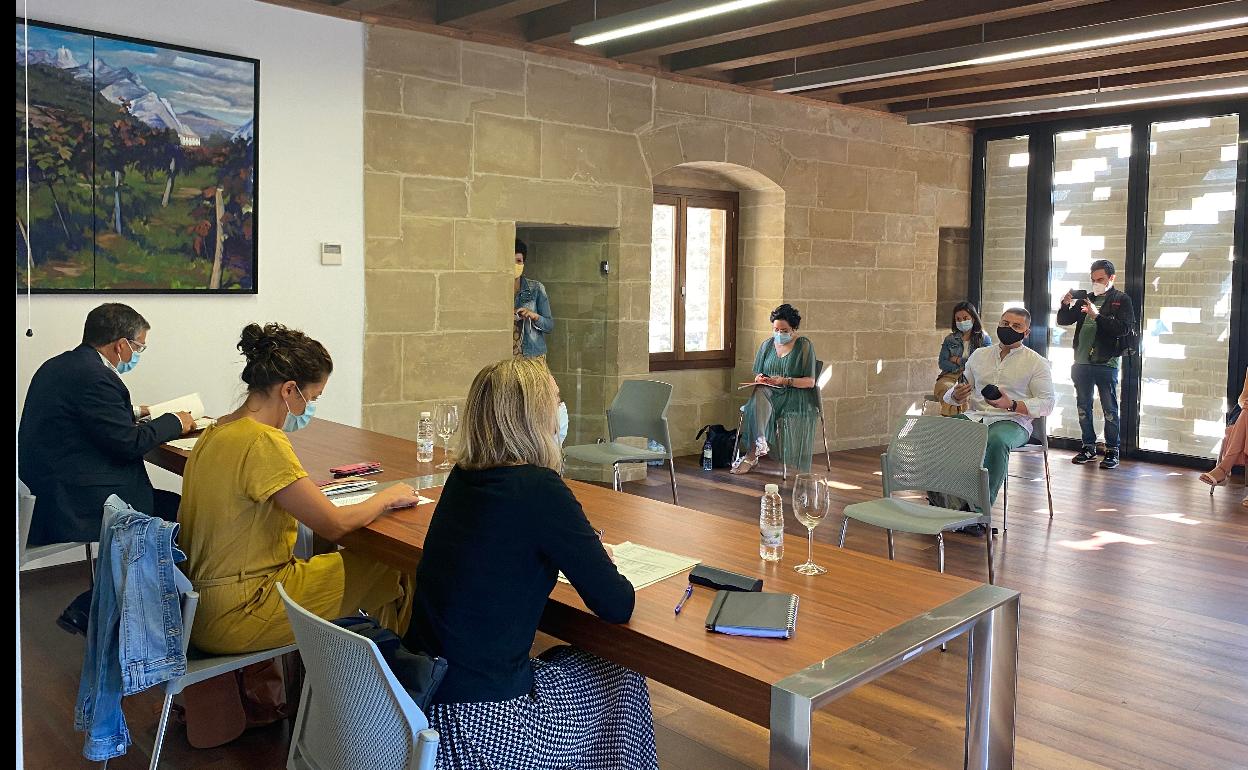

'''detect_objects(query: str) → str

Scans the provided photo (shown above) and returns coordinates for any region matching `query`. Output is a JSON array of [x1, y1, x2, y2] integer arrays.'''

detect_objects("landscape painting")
[[16, 20, 258, 292]]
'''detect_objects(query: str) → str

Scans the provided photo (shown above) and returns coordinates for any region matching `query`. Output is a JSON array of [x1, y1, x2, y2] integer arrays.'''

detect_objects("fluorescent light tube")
[[905, 76, 1248, 125], [775, 1, 1248, 93], [573, 0, 780, 47]]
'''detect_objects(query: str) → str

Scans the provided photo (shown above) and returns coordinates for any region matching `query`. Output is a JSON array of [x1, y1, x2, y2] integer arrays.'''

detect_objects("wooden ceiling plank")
[[834, 35, 1248, 105], [729, 0, 1214, 85], [525, 0, 656, 44], [437, 0, 566, 25], [668, 0, 1101, 72], [598, 0, 922, 59]]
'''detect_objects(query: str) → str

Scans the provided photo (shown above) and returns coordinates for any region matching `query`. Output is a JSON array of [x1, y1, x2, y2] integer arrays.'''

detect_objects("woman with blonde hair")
[[404, 357, 657, 769]]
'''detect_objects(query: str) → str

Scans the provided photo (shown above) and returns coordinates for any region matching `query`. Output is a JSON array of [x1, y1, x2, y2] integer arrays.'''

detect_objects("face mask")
[[774, 331, 793, 345], [514, 262, 525, 278], [997, 325, 1025, 346], [556, 401, 569, 446], [282, 385, 316, 432], [115, 339, 140, 374], [1091, 281, 1110, 296], [956, 319, 974, 333]]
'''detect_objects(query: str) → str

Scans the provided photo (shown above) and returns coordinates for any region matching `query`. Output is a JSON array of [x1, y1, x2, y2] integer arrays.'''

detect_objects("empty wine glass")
[[434, 403, 459, 469], [792, 473, 830, 575]]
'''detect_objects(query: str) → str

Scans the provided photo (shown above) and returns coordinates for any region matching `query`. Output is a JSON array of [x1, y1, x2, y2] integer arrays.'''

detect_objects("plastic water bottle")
[[701, 435, 714, 471], [760, 483, 784, 561], [417, 412, 434, 463]]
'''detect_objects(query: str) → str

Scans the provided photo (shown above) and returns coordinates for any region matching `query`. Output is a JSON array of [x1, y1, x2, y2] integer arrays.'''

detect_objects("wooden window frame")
[[649, 186, 739, 372]]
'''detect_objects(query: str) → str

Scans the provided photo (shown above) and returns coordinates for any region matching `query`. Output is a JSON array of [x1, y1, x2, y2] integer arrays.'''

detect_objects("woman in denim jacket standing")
[[513, 239, 555, 358], [934, 301, 992, 415]]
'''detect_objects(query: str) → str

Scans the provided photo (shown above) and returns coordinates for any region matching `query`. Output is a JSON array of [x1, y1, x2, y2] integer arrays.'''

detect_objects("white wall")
[[16, 0, 366, 567]]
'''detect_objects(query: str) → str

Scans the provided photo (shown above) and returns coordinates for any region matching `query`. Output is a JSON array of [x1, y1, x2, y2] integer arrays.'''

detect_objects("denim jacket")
[[514, 276, 554, 357], [75, 495, 192, 761], [938, 331, 992, 374]]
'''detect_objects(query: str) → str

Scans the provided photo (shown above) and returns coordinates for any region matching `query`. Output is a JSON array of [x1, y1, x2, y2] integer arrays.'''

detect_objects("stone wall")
[[362, 24, 971, 456]]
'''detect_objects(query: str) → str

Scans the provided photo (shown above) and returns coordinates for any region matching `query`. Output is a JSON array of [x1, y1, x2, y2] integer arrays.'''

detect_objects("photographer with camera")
[[1057, 259, 1136, 469], [945, 308, 1055, 506]]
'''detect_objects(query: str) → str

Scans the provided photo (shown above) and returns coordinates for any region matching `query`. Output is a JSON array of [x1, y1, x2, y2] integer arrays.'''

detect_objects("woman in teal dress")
[[732, 304, 821, 475]]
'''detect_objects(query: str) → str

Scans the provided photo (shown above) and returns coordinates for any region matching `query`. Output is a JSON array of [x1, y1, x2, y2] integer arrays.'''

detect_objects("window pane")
[[1047, 126, 1131, 441], [683, 206, 727, 352], [649, 204, 676, 354], [981, 136, 1029, 321], [1139, 114, 1239, 457]]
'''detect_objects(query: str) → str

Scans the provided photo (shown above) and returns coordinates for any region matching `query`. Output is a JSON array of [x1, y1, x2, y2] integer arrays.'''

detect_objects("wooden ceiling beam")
[[437, 0, 565, 25], [594, 0, 922, 59], [668, 0, 1101, 73], [882, 58, 1248, 112], [524, 0, 657, 44], [830, 34, 1248, 105], [728, 0, 1215, 85]]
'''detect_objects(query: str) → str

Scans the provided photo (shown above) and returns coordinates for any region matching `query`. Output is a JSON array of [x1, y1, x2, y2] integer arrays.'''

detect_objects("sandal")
[[1199, 468, 1229, 487], [730, 456, 758, 475]]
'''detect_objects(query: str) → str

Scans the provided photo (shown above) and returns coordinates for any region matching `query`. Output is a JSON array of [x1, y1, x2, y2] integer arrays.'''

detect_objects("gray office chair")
[[1001, 416, 1054, 524], [18, 480, 96, 581], [563, 380, 678, 503], [730, 360, 833, 480], [278, 583, 439, 770], [148, 592, 298, 770], [838, 415, 997, 584]]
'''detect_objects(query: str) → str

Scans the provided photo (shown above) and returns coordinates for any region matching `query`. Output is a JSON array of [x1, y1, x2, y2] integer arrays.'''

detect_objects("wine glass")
[[434, 403, 459, 469], [792, 473, 830, 575]]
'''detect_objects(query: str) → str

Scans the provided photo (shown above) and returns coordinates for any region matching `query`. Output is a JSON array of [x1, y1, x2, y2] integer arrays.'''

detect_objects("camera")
[[981, 384, 1003, 401]]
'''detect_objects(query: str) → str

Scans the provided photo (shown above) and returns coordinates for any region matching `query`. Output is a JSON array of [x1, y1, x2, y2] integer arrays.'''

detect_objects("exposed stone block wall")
[[362, 25, 971, 456]]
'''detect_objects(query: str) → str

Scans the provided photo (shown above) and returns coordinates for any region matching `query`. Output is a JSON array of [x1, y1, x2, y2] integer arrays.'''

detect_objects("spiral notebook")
[[704, 590, 799, 639]]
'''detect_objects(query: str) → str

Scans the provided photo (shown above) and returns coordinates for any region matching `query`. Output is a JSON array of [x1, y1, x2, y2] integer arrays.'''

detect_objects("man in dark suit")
[[19, 303, 194, 634]]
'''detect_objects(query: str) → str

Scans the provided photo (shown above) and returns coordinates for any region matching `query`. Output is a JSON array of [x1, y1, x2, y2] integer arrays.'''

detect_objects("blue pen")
[[674, 583, 693, 616]]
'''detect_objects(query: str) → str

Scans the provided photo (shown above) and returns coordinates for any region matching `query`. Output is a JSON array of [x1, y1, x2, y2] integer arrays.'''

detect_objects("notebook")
[[705, 590, 799, 639]]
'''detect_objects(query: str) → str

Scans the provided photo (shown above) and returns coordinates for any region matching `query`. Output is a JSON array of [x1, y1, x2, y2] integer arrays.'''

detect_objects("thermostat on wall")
[[321, 243, 343, 266]]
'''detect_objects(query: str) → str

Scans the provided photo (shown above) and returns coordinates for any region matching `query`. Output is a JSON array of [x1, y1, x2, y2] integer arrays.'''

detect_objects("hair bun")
[[238, 323, 282, 359]]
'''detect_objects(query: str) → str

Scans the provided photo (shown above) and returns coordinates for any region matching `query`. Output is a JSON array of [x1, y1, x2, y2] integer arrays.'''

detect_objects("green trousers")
[[956, 415, 1030, 504]]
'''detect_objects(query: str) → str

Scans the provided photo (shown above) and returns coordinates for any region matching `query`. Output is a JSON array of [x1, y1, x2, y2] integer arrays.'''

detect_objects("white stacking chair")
[[1001, 415, 1054, 524], [277, 582, 439, 770], [18, 480, 95, 578]]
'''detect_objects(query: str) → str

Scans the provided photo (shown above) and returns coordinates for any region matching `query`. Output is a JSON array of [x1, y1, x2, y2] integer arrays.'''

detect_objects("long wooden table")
[[149, 419, 1020, 769]]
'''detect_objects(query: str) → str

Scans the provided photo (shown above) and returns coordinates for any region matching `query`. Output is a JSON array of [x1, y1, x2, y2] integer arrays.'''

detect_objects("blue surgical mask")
[[116, 340, 140, 374], [556, 401, 569, 446], [956, 319, 974, 333], [283, 385, 316, 432], [774, 331, 793, 345]]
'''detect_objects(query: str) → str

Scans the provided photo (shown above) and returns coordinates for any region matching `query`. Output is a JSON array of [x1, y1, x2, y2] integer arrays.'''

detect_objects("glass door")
[[1138, 114, 1240, 458]]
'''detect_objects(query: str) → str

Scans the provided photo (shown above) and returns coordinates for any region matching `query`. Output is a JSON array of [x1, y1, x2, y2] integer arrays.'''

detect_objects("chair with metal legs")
[[838, 416, 998, 584], [563, 380, 679, 503], [730, 360, 833, 480], [1001, 416, 1054, 526], [19, 480, 97, 585]]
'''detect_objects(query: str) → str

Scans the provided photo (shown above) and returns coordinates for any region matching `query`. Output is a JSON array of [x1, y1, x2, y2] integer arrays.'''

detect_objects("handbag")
[[695, 424, 738, 468], [333, 616, 447, 712]]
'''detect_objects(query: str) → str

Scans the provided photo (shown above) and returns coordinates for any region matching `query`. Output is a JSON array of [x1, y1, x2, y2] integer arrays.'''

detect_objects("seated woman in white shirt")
[[945, 307, 1056, 504]]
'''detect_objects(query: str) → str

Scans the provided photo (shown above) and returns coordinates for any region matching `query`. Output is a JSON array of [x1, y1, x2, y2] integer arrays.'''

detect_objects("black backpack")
[[695, 424, 738, 468]]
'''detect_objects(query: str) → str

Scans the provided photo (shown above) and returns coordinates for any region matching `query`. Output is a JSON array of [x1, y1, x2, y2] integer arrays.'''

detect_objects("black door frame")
[[971, 99, 1248, 469]]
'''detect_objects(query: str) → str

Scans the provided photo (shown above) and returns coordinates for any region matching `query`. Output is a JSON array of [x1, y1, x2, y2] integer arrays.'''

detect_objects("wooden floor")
[[19, 447, 1248, 769]]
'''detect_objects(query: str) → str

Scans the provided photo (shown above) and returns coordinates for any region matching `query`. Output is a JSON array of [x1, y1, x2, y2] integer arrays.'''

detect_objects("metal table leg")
[[965, 593, 1020, 770]]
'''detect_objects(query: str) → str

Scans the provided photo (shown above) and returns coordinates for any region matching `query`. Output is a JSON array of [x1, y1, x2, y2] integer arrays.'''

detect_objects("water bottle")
[[417, 412, 434, 463], [701, 435, 714, 471], [759, 483, 784, 561]]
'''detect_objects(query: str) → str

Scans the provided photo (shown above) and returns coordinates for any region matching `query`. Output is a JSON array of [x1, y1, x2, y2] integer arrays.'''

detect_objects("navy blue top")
[[404, 464, 634, 704]]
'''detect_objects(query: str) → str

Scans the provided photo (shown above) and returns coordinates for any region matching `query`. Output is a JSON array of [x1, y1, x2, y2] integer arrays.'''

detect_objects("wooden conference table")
[[149, 419, 1020, 770]]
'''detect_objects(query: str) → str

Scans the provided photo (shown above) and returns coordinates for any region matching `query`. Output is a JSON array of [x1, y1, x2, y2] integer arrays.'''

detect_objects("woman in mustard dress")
[[178, 323, 418, 654], [732, 303, 821, 476]]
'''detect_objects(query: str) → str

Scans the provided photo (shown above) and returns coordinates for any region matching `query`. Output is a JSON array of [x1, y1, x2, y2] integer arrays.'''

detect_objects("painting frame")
[[16, 17, 260, 294]]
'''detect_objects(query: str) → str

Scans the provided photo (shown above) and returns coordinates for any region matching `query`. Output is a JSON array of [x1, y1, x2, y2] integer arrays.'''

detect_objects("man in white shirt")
[[945, 307, 1056, 505]]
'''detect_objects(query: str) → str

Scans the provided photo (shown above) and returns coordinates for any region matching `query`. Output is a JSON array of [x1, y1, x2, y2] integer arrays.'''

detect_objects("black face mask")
[[997, 325, 1025, 346]]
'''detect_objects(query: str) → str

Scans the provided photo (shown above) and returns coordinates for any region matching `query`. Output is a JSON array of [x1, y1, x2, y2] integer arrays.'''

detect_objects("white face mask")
[[1091, 281, 1111, 296]]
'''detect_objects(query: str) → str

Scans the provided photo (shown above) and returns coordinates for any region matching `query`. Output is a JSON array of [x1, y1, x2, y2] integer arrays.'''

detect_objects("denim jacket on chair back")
[[74, 494, 192, 761]]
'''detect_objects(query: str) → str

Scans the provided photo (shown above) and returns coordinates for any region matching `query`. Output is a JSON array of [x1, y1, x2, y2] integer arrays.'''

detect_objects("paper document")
[[737, 382, 781, 389], [148, 393, 206, 420], [168, 436, 200, 451], [331, 492, 434, 508], [559, 541, 699, 590]]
